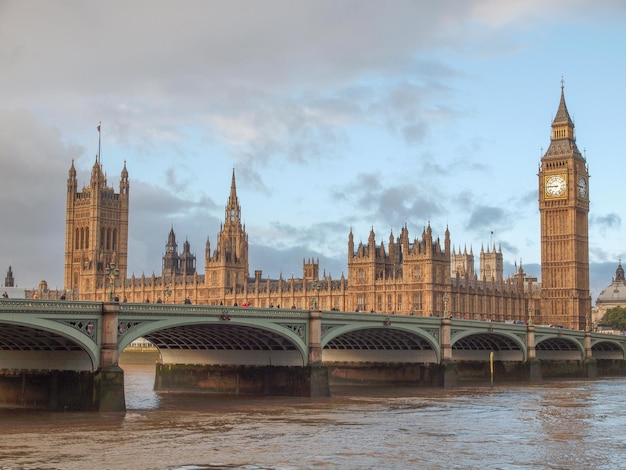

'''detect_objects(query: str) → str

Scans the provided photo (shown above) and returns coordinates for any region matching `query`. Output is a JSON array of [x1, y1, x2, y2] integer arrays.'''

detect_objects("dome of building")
[[594, 262, 626, 328], [596, 262, 626, 304]]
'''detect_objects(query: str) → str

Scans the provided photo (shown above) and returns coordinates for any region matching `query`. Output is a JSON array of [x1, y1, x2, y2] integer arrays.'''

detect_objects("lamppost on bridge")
[[163, 283, 172, 303], [311, 280, 320, 310], [527, 306, 534, 326], [443, 293, 450, 318], [105, 262, 120, 302]]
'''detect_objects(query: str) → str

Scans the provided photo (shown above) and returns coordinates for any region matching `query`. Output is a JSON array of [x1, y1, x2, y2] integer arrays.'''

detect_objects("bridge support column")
[[584, 359, 598, 378], [308, 310, 323, 364], [441, 317, 452, 361], [526, 325, 541, 383], [527, 359, 542, 383], [94, 366, 126, 412], [440, 361, 458, 387], [95, 302, 126, 412], [308, 310, 330, 397], [439, 317, 457, 387], [527, 325, 536, 360]]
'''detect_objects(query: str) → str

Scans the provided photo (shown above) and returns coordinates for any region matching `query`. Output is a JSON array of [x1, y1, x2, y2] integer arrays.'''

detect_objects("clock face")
[[578, 176, 587, 198], [545, 174, 567, 197]]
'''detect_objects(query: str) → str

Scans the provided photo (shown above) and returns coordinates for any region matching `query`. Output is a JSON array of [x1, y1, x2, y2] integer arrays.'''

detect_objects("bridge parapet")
[[0, 299, 102, 314]]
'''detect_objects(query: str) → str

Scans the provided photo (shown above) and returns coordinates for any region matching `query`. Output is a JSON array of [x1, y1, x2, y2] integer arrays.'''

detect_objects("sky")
[[1, 0, 625, 303]]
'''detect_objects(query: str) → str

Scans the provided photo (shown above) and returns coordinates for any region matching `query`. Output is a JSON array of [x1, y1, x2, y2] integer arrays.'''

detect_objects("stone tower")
[[4, 265, 15, 287], [480, 243, 503, 282], [451, 245, 474, 278], [162, 228, 196, 281], [162, 226, 180, 279], [538, 83, 591, 329], [205, 169, 249, 302], [64, 157, 129, 298]]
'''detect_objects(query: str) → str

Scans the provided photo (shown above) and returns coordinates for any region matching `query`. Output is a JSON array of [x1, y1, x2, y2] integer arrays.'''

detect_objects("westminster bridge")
[[1, 299, 626, 411]]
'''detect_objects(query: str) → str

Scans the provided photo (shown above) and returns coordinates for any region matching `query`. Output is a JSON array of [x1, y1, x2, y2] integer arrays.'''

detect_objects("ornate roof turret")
[[166, 226, 177, 253], [615, 261, 625, 282], [90, 156, 107, 187], [120, 160, 129, 194], [68, 159, 77, 179], [544, 80, 585, 162]]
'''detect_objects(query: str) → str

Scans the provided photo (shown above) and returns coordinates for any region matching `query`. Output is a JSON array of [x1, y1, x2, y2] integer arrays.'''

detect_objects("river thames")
[[1, 364, 626, 469]]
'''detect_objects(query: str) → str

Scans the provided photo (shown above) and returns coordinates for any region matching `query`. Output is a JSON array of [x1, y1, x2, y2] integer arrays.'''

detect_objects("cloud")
[[0, 110, 80, 288], [1, 0, 624, 300], [591, 213, 621, 235], [465, 206, 509, 233]]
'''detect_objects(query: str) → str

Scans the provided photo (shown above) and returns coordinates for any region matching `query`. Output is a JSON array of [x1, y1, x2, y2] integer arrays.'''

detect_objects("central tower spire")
[[225, 168, 241, 224]]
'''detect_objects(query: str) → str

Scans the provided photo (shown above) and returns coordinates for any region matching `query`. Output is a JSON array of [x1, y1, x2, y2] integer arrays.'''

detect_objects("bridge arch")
[[321, 324, 440, 363], [535, 334, 585, 360], [0, 318, 99, 371], [450, 329, 527, 361], [591, 337, 626, 360], [117, 316, 309, 366]]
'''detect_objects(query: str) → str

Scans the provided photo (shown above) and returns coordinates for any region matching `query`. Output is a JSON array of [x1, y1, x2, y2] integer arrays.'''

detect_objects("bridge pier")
[[308, 310, 330, 397], [527, 359, 542, 383], [0, 369, 96, 411], [94, 303, 126, 412], [440, 361, 458, 387], [155, 363, 328, 397], [584, 358, 598, 378]]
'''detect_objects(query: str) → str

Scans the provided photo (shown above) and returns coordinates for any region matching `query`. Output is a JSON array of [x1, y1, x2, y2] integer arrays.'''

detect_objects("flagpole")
[[98, 121, 102, 163]]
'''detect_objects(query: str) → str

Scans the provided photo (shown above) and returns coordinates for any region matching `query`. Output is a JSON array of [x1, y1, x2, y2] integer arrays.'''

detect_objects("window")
[[412, 293, 422, 311], [357, 294, 366, 312]]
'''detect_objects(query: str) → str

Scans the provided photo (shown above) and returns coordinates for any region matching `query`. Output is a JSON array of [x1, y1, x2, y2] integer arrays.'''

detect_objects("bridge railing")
[[119, 302, 311, 318], [0, 298, 102, 314]]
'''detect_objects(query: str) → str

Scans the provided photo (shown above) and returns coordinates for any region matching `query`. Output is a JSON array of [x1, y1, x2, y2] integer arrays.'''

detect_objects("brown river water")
[[1, 364, 626, 469]]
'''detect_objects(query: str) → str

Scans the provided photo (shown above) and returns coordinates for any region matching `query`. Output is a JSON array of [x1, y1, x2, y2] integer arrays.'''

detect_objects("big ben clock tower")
[[538, 82, 591, 330]]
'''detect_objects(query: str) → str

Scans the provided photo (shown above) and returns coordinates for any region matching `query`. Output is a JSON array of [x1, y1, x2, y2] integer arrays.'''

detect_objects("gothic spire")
[[224, 168, 241, 224], [552, 78, 575, 131]]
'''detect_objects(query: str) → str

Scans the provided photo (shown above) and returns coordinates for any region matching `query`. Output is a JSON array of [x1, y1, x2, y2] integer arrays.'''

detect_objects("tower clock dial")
[[578, 176, 587, 198], [545, 174, 567, 197]]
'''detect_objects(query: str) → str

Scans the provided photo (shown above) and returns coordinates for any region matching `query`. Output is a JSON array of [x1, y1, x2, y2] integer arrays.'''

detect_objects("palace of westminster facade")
[[30, 86, 592, 330]]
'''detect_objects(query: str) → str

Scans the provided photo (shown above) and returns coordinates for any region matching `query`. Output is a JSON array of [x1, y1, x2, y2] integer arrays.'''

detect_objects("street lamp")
[[105, 262, 119, 302], [311, 280, 320, 310], [163, 283, 172, 303], [443, 293, 450, 318], [527, 306, 534, 326]]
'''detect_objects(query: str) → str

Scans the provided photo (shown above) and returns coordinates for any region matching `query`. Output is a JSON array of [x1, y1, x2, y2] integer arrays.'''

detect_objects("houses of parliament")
[[33, 86, 592, 330]]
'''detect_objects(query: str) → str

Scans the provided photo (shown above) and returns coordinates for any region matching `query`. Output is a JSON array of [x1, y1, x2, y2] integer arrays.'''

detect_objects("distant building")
[[4, 265, 14, 287], [2, 266, 25, 299], [593, 262, 626, 329]]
